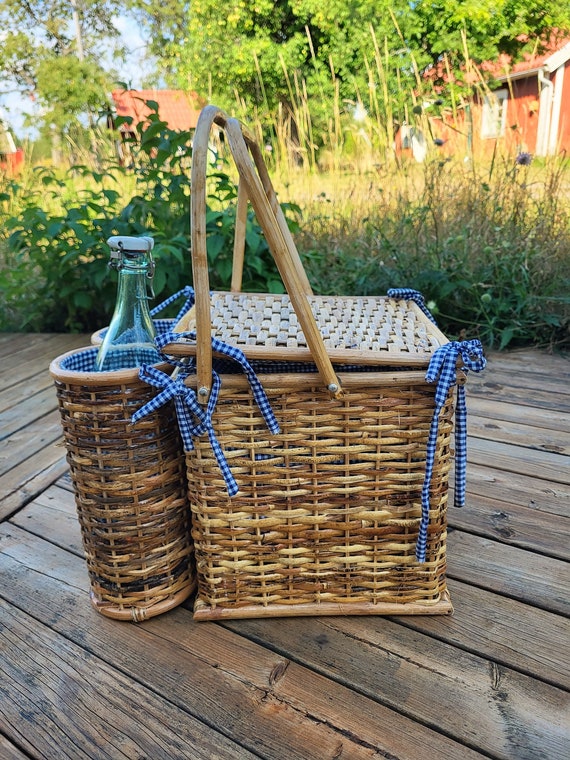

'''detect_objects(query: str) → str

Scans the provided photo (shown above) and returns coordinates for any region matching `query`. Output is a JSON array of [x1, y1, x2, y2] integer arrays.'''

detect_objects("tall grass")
[[222, 32, 570, 350], [282, 154, 570, 349]]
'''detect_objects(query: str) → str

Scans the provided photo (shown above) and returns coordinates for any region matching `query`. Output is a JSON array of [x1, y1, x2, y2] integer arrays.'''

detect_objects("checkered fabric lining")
[[59, 346, 161, 372]]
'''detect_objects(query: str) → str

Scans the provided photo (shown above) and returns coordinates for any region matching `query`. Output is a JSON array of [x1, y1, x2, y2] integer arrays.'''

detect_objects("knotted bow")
[[133, 363, 241, 495], [133, 331, 281, 496], [417, 339, 486, 562], [387, 288, 438, 325]]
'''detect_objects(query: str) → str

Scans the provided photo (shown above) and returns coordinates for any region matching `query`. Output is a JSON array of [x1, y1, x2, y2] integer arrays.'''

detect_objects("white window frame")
[[481, 89, 509, 139]]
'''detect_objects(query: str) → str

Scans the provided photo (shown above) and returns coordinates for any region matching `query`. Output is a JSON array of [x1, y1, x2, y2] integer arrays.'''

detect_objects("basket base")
[[90, 581, 196, 622], [193, 589, 453, 621]]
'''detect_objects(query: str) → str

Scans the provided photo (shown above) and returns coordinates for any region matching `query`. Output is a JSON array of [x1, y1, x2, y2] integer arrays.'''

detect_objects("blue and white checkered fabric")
[[150, 286, 195, 324], [155, 330, 280, 437], [387, 288, 438, 325], [59, 347, 100, 372], [134, 330, 281, 496], [417, 339, 486, 562], [133, 363, 241, 496], [59, 346, 160, 372]]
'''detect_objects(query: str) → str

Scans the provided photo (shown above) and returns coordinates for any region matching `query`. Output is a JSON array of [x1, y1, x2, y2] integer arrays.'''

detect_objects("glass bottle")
[[94, 235, 161, 371]]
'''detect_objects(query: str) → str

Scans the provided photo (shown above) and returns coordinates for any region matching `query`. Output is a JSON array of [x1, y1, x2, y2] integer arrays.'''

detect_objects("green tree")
[[0, 0, 123, 143], [130, 0, 570, 110], [129, 0, 415, 145], [410, 0, 570, 65]]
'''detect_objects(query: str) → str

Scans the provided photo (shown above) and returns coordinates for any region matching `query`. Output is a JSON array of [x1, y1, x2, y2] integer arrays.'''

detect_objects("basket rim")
[[50, 345, 171, 387]]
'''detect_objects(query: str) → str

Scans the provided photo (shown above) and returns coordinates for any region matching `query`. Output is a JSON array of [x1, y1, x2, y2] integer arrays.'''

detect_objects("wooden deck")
[[1, 332, 568, 760]]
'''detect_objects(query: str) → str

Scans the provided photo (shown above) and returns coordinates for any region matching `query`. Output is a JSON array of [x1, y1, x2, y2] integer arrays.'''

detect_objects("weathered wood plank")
[[481, 350, 570, 377], [1, 334, 89, 384], [0, 371, 55, 415], [394, 578, 570, 691], [466, 379, 570, 413], [467, 396, 570, 434], [0, 410, 62, 467], [0, 524, 486, 760], [0, 599, 259, 760], [467, 413, 570, 454], [222, 614, 569, 760], [0, 443, 68, 521], [447, 530, 570, 616], [10, 485, 83, 556], [0, 387, 61, 439], [466, 437, 569, 484], [448, 493, 569, 560], [0, 735, 29, 760], [0, 332, 51, 360], [471, 364, 570, 397], [462, 463, 570, 517]]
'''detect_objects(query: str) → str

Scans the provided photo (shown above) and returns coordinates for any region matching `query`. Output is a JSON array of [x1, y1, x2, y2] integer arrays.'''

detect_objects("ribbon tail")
[[173, 396, 196, 452], [207, 427, 239, 496], [417, 407, 442, 563], [453, 385, 468, 507]]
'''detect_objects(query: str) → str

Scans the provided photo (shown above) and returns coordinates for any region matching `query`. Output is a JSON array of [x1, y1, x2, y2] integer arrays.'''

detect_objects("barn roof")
[[482, 34, 570, 81], [110, 89, 203, 132]]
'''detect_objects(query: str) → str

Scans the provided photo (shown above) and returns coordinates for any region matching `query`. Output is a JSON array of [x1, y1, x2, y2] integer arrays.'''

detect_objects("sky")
[[0, 16, 152, 139]]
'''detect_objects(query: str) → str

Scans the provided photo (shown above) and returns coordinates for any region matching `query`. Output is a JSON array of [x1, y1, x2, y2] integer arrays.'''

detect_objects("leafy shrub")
[[2, 108, 569, 351], [0, 108, 284, 332]]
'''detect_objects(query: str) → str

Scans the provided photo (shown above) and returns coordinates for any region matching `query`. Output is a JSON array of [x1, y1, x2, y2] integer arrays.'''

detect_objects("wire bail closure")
[[107, 236, 156, 299]]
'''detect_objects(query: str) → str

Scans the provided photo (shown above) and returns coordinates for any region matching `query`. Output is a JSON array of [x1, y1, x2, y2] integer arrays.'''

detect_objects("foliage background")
[[2, 1, 570, 149], [0, 2, 569, 350]]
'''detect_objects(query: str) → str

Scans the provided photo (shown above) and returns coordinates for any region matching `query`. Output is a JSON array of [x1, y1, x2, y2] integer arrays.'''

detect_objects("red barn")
[[400, 34, 570, 161], [0, 113, 24, 175], [108, 89, 204, 163], [478, 35, 570, 157]]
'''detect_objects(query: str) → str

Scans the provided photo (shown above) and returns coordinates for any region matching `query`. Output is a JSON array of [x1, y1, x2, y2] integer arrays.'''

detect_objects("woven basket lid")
[[168, 292, 449, 367]]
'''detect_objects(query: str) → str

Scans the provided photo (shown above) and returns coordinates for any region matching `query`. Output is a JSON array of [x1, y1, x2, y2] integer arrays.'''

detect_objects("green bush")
[[0, 108, 284, 332], [1, 108, 569, 350]]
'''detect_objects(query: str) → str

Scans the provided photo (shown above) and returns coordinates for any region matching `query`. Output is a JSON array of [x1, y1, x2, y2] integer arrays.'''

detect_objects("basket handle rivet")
[[198, 386, 209, 397], [328, 383, 339, 393]]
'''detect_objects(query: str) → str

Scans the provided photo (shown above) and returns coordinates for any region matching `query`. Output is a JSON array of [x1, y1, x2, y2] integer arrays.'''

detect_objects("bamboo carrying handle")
[[190, 106, 342, 402]]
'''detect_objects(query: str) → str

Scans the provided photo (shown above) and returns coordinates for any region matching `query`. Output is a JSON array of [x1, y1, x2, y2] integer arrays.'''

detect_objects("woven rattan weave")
[[149, 106, 465, 619], [187, 369, 454, 618], [164, 292, 446, 365], [50, 347, 195, 621]]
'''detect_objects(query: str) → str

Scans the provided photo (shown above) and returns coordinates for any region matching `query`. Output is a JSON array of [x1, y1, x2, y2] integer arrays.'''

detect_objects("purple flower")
[[515, 152, 532, 166]]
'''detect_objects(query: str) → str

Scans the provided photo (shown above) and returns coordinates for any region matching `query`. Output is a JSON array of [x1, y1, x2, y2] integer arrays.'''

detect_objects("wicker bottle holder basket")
[[50, 346, 195, 621], [151, 107, 486, 620]]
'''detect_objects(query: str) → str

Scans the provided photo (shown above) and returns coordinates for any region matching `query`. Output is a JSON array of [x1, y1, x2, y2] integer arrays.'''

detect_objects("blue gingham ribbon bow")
[[133, 331, 281, 496], [417, 339, 486, 562], [387, 288, 438, 325]]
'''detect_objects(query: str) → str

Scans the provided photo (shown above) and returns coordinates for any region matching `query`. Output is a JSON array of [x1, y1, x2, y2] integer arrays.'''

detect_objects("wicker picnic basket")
[[153, 106, 485, 620], [49, 346, 195, 621]]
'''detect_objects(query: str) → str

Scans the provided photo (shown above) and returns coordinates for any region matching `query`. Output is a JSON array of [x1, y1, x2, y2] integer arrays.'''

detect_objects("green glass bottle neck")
[[114, 255, 154, 303]]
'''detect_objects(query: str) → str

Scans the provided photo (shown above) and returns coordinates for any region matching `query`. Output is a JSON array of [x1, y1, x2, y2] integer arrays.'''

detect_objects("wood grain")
[[0, 336, 568, 759]]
